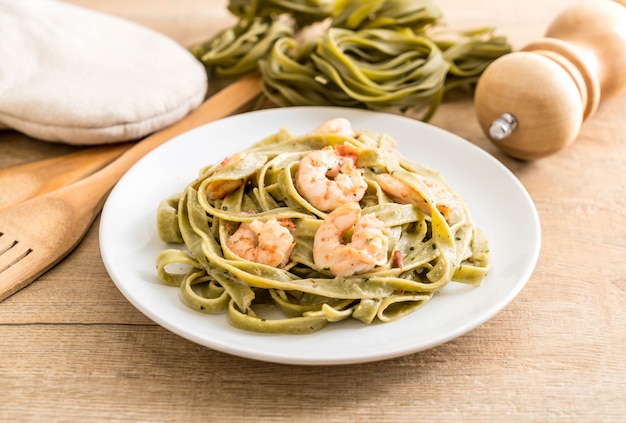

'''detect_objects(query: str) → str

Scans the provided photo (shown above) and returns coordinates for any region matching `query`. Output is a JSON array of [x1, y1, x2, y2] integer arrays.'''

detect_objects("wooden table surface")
[[1, 0, 625, 421]]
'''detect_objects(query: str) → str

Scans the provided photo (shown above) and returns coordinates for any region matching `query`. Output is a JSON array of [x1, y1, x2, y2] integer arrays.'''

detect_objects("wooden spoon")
[[0, 143, 131, 212], [0, 73, 262, 301]]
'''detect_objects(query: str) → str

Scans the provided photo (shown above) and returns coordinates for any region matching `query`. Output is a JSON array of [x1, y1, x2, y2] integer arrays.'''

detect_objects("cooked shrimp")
[[314, 202, 389, 277], [227, 218, 295, 268], [206, 153, 244, 201], [296, 146, 367, 212], [309, 118, 356, 137], [376, 173, 453, 220]]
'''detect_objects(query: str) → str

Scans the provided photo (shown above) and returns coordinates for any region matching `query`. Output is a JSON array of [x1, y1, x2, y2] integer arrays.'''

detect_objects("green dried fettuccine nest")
[[191, 0, 511, 119], [332, 0, 442, 31], [260, 28, 448, 120], [191, 17, 293, 77]]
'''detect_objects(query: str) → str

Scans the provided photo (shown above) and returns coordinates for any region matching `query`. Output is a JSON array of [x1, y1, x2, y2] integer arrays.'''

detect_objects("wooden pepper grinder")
[[474, 0, 626, 160]]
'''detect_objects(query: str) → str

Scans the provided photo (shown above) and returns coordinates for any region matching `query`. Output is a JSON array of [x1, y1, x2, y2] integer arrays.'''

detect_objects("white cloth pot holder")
[[0, 0, 208, 144]]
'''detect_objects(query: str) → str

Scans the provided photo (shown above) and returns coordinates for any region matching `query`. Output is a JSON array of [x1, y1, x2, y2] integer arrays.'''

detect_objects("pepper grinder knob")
[[474, 0, 626, 160]]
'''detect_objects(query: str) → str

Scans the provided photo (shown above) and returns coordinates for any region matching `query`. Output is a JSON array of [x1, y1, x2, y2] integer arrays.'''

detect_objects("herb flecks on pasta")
[[155, 119, 490, 334], [191, 0, 511, 119]]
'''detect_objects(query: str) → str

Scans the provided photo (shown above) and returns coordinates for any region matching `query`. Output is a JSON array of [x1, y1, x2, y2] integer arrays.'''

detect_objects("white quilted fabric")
[[0, 0, 208, 144]]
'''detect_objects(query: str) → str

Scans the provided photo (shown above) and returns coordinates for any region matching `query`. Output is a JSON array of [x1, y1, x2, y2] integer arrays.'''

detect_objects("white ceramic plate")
[[100, 106, 541, 365]]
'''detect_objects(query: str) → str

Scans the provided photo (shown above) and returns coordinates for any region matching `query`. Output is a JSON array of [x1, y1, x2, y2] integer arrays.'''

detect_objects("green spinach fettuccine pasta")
[[155, 119, 490, 334], [191, 0, 511, 119]]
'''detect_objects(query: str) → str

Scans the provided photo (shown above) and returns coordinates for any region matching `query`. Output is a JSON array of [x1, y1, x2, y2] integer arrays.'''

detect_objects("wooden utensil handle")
[[474, 0, 626, 160], [0, 143, 131, 212]]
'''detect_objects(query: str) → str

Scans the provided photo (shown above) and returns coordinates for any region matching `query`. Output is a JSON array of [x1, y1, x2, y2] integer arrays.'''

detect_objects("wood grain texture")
[[1, 0, 625, 421]]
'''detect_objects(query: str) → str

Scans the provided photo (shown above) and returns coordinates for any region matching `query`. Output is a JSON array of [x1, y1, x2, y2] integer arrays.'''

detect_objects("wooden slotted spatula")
[[0, 73, 262, 302]]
